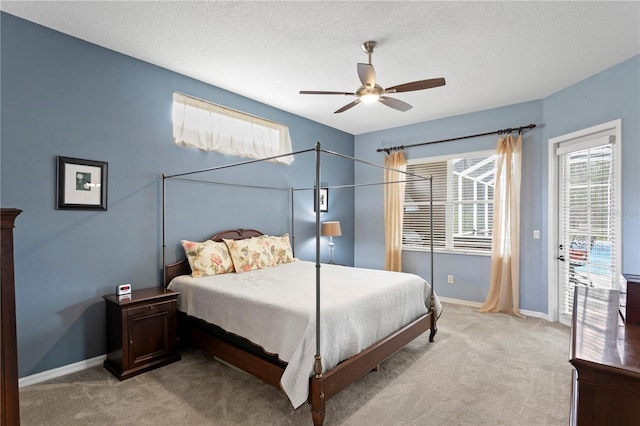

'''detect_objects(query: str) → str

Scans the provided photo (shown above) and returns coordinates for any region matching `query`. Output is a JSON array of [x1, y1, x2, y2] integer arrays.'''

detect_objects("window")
[[172, 92, 294, 164], [403, 151, 496, 253]]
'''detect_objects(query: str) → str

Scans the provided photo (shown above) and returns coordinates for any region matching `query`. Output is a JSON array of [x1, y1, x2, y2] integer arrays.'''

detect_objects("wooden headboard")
[[164, 228, 263, 287]]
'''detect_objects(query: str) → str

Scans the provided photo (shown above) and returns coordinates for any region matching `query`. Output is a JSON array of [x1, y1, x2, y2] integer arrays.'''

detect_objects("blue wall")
[[354, 55, 640, 314], [0, 13, 354, 377]]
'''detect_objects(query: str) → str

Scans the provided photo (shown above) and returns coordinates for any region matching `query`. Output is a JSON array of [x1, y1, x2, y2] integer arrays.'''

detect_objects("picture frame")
[[56, 156, 108, 211], [314, 187, 328, 213]]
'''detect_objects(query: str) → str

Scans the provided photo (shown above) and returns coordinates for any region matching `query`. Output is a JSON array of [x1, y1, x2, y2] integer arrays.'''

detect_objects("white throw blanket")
[[168, 260, 441, 408]]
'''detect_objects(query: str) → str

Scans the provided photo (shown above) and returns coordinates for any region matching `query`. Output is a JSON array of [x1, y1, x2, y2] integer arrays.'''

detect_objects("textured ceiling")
[[2, 1, 639, 135]]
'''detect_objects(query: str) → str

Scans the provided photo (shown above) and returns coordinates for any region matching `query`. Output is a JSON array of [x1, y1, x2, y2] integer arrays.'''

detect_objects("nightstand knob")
[[129, 340, 133, 345]]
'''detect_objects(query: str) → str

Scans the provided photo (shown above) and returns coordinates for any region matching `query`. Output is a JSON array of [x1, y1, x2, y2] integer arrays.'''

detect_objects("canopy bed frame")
[[162, 143, 436, 425]]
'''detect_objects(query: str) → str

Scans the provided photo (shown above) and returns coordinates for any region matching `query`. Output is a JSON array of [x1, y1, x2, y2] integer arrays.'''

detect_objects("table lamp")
[[321, 221, 342, 264]]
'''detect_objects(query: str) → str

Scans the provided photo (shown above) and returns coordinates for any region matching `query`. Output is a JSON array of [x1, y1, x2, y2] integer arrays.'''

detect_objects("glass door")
[[556, 131, 619, 323]]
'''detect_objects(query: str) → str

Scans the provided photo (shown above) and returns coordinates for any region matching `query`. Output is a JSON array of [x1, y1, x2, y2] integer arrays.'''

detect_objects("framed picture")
[[314, 187, 328, 213], [56, 156, 108, 210]]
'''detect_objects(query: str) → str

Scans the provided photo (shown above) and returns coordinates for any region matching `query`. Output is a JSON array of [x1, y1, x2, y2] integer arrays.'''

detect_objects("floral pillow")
[[268, 233, 295, 264], [181, 240, 235, 278], [224, 236, 276, 273]]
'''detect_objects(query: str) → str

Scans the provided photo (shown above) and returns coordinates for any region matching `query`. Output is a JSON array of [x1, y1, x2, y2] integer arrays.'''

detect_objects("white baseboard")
[[439, 296, 482, 309], [19, 354, 107, 388], [521, 309, 552, 321], [439, 297, 551, 321]]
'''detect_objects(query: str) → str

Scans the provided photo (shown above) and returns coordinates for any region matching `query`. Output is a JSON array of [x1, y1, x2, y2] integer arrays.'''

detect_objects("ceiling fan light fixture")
[[357, 84, 382, 104], [360, 93, 380, 104]]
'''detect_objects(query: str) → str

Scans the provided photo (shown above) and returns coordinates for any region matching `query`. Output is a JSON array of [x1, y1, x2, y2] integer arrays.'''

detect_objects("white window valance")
[[172, 92, 294, 165]]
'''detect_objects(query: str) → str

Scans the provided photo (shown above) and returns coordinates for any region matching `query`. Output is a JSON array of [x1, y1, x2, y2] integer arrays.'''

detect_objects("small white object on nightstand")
[[116, 284, 132, 296]]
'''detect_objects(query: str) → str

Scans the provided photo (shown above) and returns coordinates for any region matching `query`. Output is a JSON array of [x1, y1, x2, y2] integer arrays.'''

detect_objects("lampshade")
[[321, 221, 342, 237]]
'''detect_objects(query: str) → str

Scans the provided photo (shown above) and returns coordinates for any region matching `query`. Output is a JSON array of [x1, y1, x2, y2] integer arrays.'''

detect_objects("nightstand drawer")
[[127, 300, 174, 318]]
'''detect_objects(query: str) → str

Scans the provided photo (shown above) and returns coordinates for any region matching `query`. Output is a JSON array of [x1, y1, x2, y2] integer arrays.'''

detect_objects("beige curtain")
[[384, 151, 406, 271], [480, 134, 524, 317]]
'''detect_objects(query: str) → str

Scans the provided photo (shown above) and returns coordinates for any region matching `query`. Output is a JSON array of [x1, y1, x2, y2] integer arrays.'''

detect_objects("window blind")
[[559, 135, 617, 316], [404, 161, 448, 249], [403, 152, 495, 253], [451, 156, 495, 251]]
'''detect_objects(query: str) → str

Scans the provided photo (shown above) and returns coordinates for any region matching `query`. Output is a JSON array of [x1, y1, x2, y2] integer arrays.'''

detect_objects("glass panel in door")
[[558, 141, 617, 320]]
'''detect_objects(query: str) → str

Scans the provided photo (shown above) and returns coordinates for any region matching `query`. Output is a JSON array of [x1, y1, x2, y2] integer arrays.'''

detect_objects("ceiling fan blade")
[[385, 77, 446, 93], [300, 90, 355, 95], [334, 99, 361, 114], [379, 96, 412, 112], [357, 63, 376, 87]]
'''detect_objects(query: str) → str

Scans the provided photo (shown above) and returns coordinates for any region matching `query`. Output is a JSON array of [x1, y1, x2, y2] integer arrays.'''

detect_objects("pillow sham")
[[181, 239, 235, 278], [268, 233, 295, 264], [224, 236, 275, 273]]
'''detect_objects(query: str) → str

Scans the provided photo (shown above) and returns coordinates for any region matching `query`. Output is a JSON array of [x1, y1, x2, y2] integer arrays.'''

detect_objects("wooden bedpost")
[[310, 377, 326, 426], [429, 294, 438, 342], [429, 318, 438, 342]]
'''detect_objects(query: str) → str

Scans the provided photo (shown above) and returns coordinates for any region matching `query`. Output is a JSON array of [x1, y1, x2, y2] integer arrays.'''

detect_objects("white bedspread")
[[168, 260, 441, 408]]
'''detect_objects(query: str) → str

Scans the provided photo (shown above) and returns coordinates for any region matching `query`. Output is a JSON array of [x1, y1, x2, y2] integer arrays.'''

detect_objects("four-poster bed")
[[162, 143, 439, 425]]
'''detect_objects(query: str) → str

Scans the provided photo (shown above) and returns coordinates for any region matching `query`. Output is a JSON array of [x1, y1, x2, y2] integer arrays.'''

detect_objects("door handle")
[[557, 255, 565, 262]]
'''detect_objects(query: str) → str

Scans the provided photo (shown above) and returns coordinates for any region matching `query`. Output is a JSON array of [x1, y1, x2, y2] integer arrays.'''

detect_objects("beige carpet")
[[19, 303, 572, 425]]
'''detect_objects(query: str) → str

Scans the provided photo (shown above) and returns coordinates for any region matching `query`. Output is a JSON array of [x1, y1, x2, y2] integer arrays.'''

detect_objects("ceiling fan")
[[300, 41, 446, 114]]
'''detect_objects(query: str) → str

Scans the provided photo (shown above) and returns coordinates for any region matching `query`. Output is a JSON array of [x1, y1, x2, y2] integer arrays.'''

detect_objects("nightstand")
[[103, 287, 180, 380]]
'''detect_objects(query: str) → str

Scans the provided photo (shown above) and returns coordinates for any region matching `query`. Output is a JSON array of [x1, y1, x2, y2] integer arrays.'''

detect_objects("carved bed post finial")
[[314, 354, 323, 378]]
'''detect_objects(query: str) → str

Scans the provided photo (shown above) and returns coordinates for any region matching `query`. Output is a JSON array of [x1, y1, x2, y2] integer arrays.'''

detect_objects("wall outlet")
[[448, 275, 454, 284]]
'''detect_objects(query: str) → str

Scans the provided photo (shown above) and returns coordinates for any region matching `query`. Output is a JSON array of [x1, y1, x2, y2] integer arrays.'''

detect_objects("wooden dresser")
[[569, 286, 640, 426], [1, 208, 21, 426]]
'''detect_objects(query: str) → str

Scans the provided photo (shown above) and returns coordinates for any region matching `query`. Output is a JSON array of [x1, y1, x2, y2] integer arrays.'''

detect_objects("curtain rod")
[[376, 123, 537, 154], [173, 91, 289, 128]]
